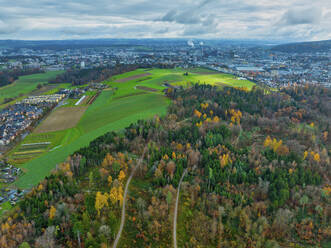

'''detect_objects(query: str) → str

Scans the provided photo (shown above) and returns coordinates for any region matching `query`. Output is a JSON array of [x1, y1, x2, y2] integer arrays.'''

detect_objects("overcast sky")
[[0, 0, 330, 41]]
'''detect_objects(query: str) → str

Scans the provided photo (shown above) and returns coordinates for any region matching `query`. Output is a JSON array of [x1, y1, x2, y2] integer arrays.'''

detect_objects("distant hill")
[[271, 39, 331, 53]]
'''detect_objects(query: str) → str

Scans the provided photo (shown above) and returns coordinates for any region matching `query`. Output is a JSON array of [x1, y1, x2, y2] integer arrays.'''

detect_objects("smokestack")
[[199, 41, 204, 57]]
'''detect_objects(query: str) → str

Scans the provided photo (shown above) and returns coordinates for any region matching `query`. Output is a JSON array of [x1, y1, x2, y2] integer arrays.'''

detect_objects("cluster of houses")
[[19, 94, 65, 105], [0, 104, 43, 146], [0, 162, 26, 205], [89, 83, 108, 90], [0, 162, 21, 184], [58, 84, 106, 99], [0, 188, 27, 206], [58, 88, 86, 99]]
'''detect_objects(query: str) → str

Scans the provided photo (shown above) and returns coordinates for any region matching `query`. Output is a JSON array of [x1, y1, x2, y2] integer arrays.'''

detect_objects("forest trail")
[[173, 169, 187, 248], [113, 147, 147, 248]]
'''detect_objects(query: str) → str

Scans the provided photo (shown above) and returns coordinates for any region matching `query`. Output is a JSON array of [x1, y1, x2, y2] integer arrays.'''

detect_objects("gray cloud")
[[0, 0, 329, 41], [282, 7, 322, 25]]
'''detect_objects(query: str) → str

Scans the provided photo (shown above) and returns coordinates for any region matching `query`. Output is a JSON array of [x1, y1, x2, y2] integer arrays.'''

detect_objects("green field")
[[0, 71, 64, 107], [133, 68, 255, 89], [10, 68, 254, 189]]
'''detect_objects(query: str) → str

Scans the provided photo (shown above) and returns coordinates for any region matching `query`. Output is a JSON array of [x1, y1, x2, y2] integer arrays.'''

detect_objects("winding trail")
[[113, 147, 147, 248], [173, 169, 188, 248]]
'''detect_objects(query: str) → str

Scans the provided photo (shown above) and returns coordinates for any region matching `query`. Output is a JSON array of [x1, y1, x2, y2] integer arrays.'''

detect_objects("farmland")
[[0, 71, 64, 107], [9, 67, 254, 189], [34, 106, 87, 133]]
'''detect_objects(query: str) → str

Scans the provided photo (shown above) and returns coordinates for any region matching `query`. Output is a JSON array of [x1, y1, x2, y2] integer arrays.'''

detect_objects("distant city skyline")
[[0, 0, 330, 41]]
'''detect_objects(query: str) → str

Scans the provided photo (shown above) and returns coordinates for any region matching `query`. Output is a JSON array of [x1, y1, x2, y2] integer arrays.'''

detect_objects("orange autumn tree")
[[194, 109, 202, 118], [264, 136, 289, 155], [101, 153, 114, 167], [172, 151, 176, 159], [228, 109, 242, 125]]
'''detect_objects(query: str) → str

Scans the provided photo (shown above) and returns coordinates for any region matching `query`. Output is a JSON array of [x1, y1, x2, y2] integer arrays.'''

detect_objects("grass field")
[[109, 68, 255, 92], [0, 71, 64, 106], [10, 67, 254, 189]]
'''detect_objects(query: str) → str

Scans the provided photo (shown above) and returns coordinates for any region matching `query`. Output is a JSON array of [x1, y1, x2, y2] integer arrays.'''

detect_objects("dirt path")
[[113, 147, 147, 248], [173, 169, 187, 248]]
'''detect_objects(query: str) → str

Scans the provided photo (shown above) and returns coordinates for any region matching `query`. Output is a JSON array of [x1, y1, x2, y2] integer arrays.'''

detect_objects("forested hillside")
[[0, 68, 43, 87], [0, 84, 330, 248], [271, 40, 331, 53]]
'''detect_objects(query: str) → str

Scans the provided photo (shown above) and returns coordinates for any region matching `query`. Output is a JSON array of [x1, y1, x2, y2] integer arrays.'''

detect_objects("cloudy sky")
[[0, 0, 330, 41]]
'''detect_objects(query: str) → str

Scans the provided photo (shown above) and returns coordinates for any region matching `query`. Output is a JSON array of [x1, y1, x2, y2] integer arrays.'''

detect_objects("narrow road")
[[173, 169, 188, 248], [113, 147, 147, 248]]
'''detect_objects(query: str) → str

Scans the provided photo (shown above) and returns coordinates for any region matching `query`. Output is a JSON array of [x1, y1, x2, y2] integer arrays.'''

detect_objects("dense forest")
[[0, 84, 330, 248], [0, 68, 44, 87]]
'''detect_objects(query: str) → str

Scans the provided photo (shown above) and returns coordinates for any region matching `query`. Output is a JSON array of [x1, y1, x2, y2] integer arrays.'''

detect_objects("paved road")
[[173, 169, 188, 248], [113, 147, 147, 248]]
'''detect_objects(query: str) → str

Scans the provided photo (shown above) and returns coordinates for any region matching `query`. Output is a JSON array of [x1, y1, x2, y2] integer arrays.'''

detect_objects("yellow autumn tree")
[[108, 175, 113, 186], [303, 151, 308, 160], [220, 154, 231, 168], [49, 206, 56, 220], [272, 138, 282, 152], [1, 222, 10, 232], [109, 185, 124, 206], [118, 170, 126, 182], [264, 136, 272, 148], [201, 102, 209, 109], [264, 136, 284, 153], [37, 184, 43, 191], [95, 192, 109, 216], [313, 153, 320, 162], [109, 187, 117, 204], [172, 151, 177, 159], [213, 116, 220, 123], [118, 186, 124, 205], [307, 151, 321, 162], [176, 143, 183, 151]]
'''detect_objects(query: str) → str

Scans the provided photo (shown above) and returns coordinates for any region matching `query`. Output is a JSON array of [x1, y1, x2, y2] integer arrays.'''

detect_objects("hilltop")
[[271, 40, 331, 53]]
